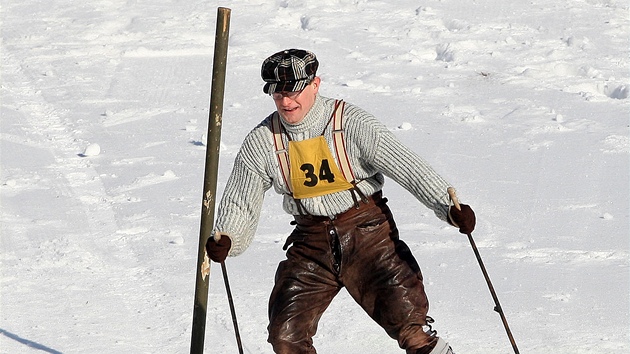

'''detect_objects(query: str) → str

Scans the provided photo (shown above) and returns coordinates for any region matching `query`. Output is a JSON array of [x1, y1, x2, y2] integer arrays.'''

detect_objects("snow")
[[1, 0, 628, 353]]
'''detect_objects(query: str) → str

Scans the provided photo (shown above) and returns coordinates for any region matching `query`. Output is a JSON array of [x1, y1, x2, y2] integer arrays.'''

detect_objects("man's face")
[[273, 77, 320, 125]]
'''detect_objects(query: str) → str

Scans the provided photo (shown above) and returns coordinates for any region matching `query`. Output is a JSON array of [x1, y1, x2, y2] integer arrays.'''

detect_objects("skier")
[[205, 49, 476, 354]]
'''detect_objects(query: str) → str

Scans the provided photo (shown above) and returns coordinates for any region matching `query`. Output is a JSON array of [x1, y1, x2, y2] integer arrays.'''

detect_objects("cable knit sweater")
[[216, 95, 452, 256]]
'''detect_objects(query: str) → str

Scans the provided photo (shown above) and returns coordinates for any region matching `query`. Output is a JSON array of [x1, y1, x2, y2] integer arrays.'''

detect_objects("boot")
[[429, 337, 454, 354]]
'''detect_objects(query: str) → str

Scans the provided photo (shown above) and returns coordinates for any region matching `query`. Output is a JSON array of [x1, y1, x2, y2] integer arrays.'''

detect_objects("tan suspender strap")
[[271, 113, 293, 193], [332, 100, 356, 183]]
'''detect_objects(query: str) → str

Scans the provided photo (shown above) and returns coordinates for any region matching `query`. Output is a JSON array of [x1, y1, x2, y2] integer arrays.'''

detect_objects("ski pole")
[[447, 187, 520, 354], [221, 262, 244, 354]]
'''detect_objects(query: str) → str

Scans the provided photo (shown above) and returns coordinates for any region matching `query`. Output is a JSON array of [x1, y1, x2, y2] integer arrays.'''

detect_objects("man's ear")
[[312, 76, 321, 92]]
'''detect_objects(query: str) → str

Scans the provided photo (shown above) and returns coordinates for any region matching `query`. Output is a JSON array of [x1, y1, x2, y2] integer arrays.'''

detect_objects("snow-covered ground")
[[1, 0, 628, 353]]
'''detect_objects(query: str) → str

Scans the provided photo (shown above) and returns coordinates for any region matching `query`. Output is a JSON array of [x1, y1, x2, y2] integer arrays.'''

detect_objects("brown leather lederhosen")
[[267, 191, 439, 353]]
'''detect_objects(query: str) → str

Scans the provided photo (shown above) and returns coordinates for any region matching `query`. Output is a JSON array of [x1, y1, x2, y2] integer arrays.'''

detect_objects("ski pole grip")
[[447, 187, 461, 211]]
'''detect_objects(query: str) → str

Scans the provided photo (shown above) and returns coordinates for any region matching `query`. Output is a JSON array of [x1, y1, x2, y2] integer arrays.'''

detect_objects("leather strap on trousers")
[[293, 190, 383, 224]]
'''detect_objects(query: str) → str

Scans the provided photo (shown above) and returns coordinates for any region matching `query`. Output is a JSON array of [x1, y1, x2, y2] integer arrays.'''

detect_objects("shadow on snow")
[[0, 328, 63, 354]]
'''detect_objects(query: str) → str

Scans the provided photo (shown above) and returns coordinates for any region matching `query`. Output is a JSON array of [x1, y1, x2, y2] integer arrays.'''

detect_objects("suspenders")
[[271, 114, 293, 193], [271, 100, 366, 213], [331, 101, 355, 184]]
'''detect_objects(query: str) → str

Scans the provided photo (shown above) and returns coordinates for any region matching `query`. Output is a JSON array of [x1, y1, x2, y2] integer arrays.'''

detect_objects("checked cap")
[[261, 49, 319, 94]]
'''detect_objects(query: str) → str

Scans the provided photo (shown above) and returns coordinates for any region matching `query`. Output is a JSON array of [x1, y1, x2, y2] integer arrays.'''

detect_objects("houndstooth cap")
[[261, 49, 319, 94]]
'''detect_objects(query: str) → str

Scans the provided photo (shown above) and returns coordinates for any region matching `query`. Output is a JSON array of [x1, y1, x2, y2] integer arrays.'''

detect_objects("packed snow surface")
[[1, 0, 628, 353]]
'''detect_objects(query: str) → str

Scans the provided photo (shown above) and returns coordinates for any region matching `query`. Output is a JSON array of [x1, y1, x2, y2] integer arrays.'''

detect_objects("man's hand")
[[448, 204, 476, 234], [205, 232, 232, 263]]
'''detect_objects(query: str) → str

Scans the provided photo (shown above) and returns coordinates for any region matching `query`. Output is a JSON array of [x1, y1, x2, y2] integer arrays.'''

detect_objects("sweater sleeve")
[[214, 128, 273, 256], [344, 104, 452, 221]]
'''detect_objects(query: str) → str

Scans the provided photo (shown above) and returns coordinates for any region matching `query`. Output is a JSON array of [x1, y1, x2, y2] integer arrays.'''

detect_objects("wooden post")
[[190, 7, 231, 354]]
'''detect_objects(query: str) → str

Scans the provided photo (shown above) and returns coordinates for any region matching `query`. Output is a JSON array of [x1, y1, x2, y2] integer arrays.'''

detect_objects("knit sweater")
[[215, 95, 452, 256]]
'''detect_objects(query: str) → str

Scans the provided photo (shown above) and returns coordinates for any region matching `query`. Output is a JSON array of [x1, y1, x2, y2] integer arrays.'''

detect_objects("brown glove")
[[205, 233, 232, 263], [448, 204, 476, 234]]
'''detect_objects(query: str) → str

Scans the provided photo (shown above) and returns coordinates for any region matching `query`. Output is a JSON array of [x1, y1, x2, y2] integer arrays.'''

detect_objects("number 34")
[[300, 159, 335, 187]]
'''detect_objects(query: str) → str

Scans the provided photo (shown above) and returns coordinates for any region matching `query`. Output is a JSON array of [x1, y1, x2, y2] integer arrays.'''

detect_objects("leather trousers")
[[267, 192, 438, 353]]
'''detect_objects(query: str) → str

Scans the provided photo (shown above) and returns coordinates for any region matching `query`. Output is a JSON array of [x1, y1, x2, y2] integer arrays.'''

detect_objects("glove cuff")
[[213, 231, 234, 255]]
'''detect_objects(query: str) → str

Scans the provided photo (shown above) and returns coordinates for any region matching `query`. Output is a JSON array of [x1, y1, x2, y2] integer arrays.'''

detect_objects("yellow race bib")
[[288, 136, 353, 199]]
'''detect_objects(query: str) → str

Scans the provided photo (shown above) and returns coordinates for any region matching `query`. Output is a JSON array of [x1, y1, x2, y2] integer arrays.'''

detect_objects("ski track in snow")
[[1, 0, 628, 353]]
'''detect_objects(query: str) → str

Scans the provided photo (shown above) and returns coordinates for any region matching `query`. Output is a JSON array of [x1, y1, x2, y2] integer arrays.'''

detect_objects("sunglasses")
[[270, 80, 314, 100]]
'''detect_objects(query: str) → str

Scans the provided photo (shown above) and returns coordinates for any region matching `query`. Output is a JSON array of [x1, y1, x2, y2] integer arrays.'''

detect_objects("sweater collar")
[[280, 94, 328, 135]]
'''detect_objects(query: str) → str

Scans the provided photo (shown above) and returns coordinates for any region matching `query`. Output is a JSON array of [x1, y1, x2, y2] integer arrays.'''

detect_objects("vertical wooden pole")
[[190, 7, 231, 354]]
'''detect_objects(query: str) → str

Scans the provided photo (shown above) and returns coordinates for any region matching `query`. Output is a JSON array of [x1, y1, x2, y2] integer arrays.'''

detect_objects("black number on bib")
[[319, 159, 335, 183], [300, 163, 318, 187], [300, 159, 336, 187]]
